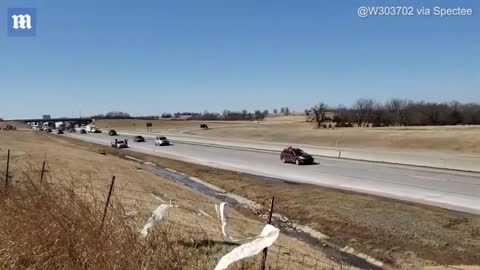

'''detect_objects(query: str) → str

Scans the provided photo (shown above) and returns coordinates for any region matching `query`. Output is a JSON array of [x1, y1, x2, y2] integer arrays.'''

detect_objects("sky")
[[0, 0, 479, 119]]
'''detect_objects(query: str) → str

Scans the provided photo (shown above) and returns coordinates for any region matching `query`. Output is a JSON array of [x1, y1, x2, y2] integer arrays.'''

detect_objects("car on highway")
[[80, 129, 87, 134], [93, 129, 102, 133], [111, 139, 128, 149], [133, 135, 145, 142], [154, 136, 170, 146], [108, 129, 117, 136], [280, 147, 314, 165]]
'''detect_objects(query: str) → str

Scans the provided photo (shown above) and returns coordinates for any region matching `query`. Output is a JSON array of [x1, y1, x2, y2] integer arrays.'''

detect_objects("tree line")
[[166, 107, 291, 121], [306, 99, 480, 128], [91, 112, 158, 120], [89, 99, 480, 127], [190, 110, 270, 121]]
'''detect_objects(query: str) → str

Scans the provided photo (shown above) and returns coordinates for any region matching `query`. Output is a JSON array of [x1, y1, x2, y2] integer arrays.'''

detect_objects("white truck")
[[55, 121, 65, 130], [85, 125, 101, 133]]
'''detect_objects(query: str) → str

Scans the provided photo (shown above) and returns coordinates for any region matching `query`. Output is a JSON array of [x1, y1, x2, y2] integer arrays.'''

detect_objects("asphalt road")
[[67, 132, 480, 215]]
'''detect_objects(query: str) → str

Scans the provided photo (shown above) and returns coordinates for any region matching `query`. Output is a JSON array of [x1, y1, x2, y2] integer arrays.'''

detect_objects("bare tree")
[[308, 102, 328, 128], [353, 99, 374, 126], [241, 109, 248, 119], [417, 102, 451, 125], [371, 102, 388, 127], [105, 111, 131, 119], [449, 101, 463, 125], [385, 98, 408, 126], [222, 110, 230, 118], [254, 110, 266, 121], [273, 108, 278, 114], [263, 110, 269, 118]]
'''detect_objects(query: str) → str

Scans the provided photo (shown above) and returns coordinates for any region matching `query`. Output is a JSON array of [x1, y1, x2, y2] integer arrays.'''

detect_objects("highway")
[[67, 132, 480, 215]]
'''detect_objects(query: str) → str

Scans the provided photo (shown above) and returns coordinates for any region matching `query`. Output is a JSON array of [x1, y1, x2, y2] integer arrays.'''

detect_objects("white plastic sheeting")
[[139, 204, 170, 238], [217, 202, 241, 242], [217, 202, 265, 243], [214, 224, 280, 270], [196, 208, 211, 217], [214, 202, 281, 270]]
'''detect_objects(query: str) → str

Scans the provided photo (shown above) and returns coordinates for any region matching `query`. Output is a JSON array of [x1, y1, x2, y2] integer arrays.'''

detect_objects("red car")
[[280, 147, 314, 165]]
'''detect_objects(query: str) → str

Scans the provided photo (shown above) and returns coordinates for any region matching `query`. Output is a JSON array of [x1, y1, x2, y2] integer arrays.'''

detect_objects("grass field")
[[0, 131, 340, 269], [96, 117, 480, 155], [5, 130, 479, 268], [95, 119, 249, 133], [188, 121, 480, 155], [45, 131, 480, 269]]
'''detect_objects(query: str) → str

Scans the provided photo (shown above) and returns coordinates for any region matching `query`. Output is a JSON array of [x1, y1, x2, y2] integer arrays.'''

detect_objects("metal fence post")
[[5, 149, 10, 189], [261, 196, 275, 270], [100, 176, 116, 230], [40, 161, 46, 184]]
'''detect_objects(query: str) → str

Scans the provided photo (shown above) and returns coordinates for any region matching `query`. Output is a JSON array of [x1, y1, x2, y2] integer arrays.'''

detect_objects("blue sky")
[[0, 0, 478, 119]]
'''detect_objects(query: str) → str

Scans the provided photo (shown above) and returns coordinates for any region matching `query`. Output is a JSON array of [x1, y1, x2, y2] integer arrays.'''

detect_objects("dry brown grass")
[[96, 116, 480, 155], [95, 119, 248, 133], [0, 171, 229, 270], [52, 134, 480, 269], [12, 129, 480, 268], [189, 122, 480, 155], [0, 131, 343, 270], [0, 161, 332, 270], [0, 121, 26, 129]]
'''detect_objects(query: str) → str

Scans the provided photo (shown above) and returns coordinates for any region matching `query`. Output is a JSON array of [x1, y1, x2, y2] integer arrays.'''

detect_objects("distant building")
[[42, 115, 51, 120]]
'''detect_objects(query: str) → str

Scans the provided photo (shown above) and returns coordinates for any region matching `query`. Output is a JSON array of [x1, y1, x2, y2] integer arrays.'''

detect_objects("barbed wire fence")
[[70, 181, 345, 269], [1, 150, 346, 269], [2, 149, 469, 270]]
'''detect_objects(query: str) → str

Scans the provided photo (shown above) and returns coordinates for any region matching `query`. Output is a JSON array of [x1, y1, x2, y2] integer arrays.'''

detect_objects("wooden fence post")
[[261, 196, 275, 270], [100, 176, 116, 230]]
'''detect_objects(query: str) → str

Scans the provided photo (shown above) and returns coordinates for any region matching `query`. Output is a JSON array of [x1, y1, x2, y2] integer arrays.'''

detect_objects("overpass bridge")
[[4, 117, 94, 127]]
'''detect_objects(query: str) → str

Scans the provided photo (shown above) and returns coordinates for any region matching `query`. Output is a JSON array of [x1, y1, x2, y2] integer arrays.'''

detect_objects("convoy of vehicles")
[[29, 124, 314, 165]]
